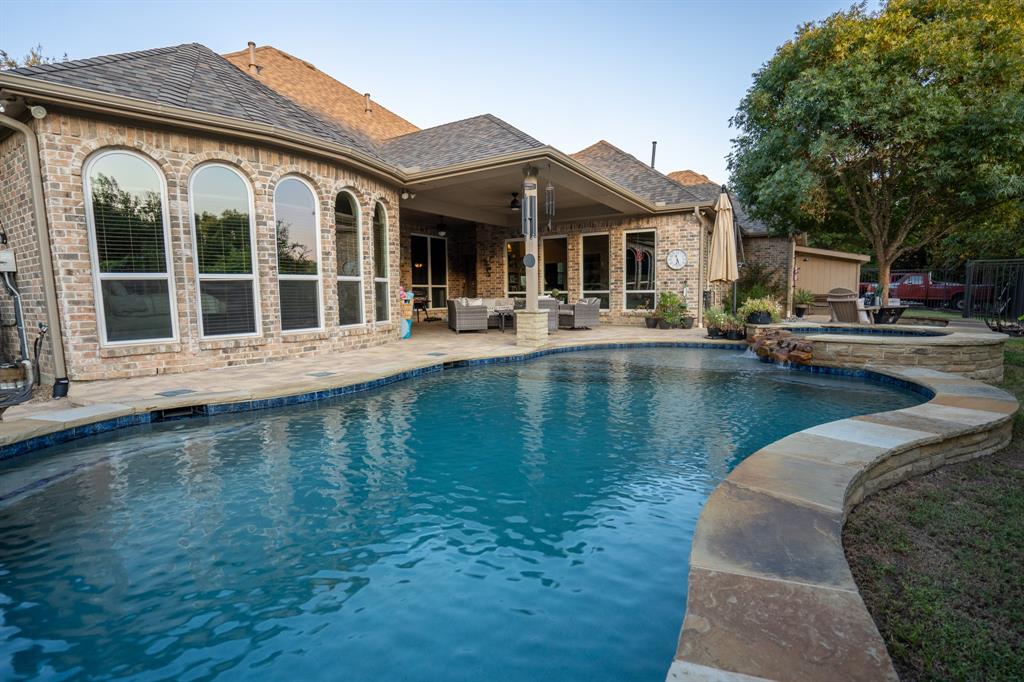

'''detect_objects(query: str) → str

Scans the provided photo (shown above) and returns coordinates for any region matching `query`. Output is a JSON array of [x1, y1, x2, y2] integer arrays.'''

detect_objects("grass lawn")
[[844, 338, 1024, 681]]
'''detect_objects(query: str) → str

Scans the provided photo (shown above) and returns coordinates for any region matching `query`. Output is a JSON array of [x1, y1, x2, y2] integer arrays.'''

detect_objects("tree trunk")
[[877, 256, 891, 307]]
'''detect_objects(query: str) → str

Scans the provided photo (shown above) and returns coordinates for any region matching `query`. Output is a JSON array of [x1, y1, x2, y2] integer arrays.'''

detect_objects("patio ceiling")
[[401, 158, 649, 228]]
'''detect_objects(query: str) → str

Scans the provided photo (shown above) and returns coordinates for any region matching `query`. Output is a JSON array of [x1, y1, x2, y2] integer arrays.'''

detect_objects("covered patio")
[[393, 133, 714, 327]]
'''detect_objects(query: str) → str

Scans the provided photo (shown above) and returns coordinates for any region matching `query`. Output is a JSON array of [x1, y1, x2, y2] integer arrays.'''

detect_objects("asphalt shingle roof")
[[381, 114, 544, 172], [10, 43, 386, 162], [571, 141, 705, 205]]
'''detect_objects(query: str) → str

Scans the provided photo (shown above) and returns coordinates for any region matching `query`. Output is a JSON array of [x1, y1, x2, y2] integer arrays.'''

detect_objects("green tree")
[[0, 44, 67, 70], [729, 0, 1024, 302]]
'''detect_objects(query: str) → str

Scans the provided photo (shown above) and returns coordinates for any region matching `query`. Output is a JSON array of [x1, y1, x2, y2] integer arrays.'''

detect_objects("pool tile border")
[[0, 341, 742, 461]]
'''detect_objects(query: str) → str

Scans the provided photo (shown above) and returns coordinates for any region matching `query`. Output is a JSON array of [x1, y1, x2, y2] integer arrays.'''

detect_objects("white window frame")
[[188, 163, 261, 340], [83, 149, 179, 347], [410, 232, 448, 309], [624, 228, 658, 310], [274, 175, 324, 333], [580, 232, 611, 310], [541, 234, 569, 302], [372, 202, 391, 324], [334, 190, 364, 328], [504, 238, 526, 298]]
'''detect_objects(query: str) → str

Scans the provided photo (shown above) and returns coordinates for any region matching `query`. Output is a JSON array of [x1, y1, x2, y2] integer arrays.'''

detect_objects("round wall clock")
[[666, 249, 687, 270]]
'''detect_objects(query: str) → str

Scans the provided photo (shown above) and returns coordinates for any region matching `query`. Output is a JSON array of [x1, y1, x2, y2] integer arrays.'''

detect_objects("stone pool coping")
[[753, 321, 1005, 347], [668, 363, 1017, 682]]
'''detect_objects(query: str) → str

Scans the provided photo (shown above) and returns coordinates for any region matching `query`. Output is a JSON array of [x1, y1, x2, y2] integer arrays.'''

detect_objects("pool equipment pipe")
[[0, 109, 69, 394], [0, 270, 36, 418]]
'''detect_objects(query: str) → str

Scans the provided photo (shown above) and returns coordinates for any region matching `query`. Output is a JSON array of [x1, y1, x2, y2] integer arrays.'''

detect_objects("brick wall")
[[473, 212, 703, 325], [742, 234, 795, 314], [398, 219, 475, 303], [0, 130, 54, 381], [31, 110, 403, 381]]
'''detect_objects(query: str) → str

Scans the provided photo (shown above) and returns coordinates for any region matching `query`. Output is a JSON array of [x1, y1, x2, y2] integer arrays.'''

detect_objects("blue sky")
[[2, 0, 864, 182]]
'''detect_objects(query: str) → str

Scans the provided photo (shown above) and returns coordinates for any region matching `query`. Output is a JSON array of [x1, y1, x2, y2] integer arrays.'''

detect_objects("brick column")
[[515, 309, 548, 347]]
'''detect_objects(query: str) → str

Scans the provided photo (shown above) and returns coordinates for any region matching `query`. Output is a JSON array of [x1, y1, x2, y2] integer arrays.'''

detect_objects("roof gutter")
[[0, 73, 404, 185], [405, 147, 712, 215], [0, 111, 69, 392]]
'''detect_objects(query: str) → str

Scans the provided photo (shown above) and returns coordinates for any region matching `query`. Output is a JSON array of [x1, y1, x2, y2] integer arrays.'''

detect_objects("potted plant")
[[723, 314, 747, 340], [655, 291, 684, 329], [739, 296, 781, 325], [636, 301, 660, 328], [679, 301, 695, 329], [793, 289, 814, 318], [704, 307, 725, 337]]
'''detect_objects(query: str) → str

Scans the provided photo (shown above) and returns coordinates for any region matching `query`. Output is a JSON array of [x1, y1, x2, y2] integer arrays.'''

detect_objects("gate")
[[963, 258, 1024, 320]]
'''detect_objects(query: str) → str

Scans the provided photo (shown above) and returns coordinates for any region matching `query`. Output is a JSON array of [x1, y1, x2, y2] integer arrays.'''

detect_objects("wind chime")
[[544, 163, 555, 230]]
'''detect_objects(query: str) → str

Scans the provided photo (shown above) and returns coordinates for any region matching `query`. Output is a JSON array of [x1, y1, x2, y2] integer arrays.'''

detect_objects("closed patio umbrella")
[[708, 188, 740, 310]]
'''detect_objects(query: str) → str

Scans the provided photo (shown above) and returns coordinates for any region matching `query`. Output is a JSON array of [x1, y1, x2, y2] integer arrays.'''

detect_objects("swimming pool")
[[0, 349, 924, 681]]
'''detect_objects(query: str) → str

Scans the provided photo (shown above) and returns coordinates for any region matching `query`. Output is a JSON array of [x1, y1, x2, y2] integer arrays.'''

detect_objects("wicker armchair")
[[513, 297, 559, 332], [538, 298, 560, 332], [447, 299, 488, 333], [559, 298, 601, 329]]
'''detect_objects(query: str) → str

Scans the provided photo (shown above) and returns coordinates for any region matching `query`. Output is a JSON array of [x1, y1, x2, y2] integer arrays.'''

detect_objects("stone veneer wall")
[[812, 337, 1005, 383], [474, 212, 703, 325], [30, 110, 403, 381], [0, 131, 55, 380]]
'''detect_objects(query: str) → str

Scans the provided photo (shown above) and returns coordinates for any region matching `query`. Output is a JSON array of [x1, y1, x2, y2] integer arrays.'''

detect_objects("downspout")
[[0, 111, 69, 394], [695, 207, 704, 328]]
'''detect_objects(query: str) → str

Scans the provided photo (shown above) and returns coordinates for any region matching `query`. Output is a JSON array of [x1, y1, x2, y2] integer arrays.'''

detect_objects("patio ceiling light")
[[400, 189, 416, 200], [509, 192, 521, 211]]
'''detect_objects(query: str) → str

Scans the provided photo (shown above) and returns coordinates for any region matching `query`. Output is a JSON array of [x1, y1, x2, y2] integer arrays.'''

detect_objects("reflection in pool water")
[[0, 349, 923, 681]]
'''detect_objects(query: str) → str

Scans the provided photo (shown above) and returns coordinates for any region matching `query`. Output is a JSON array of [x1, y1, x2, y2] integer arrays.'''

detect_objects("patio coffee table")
[[495, 309, 515, 332]]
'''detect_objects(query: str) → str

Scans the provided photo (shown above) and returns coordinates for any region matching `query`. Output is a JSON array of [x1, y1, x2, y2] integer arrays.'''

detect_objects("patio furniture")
[[487, 297, 515, 329], [559, 298, 601, 329], [538, 298, 560, 332], [872, 306, 908, 325], [447, 298, 488, 333], [513, 297, 559, 332], [826, 288, 862, 324]]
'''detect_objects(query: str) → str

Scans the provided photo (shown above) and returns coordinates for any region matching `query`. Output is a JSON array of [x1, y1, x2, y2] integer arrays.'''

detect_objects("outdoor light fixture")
[[400, 189, 416, 200], [435, 215, 447, 237], [509, 192, 521, 211]]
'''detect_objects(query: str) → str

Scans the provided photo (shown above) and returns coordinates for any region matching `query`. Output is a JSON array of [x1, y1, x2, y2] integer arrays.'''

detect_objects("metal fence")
[[964, 259, 1024, 321]]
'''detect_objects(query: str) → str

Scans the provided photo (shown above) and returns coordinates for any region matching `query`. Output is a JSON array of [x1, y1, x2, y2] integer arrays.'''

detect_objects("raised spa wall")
[[747, 323, 1007, 384]]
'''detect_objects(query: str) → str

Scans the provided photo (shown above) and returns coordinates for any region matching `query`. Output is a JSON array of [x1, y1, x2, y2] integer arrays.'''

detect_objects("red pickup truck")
[[880, 272, 968, 309]]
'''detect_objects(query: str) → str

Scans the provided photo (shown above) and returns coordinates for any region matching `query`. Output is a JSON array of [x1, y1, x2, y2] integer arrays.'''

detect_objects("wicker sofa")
[[559, 298, 601, 329], [447, 299, 488, 333]]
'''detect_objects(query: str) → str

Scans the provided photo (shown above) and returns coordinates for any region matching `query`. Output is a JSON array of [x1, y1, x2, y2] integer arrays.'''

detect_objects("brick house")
[[0, 42, 754, 386]]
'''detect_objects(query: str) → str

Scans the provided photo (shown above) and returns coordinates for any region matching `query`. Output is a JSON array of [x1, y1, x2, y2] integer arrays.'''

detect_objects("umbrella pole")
[[732, 280, 737, 315]]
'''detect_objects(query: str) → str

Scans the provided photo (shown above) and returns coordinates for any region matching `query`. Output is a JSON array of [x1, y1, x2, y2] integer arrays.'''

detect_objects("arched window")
[[335, 192, 363, 326], [189, 164, 258, 337], [84, 150, 176, 344], [372, 202, 389, 322], [275, 177, 322, 331]]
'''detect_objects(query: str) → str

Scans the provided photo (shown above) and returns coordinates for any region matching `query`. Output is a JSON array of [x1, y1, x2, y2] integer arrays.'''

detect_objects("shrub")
[[794, 288, 815, 306], [739, 296, 782, 322], [704, 306, 727, 329]]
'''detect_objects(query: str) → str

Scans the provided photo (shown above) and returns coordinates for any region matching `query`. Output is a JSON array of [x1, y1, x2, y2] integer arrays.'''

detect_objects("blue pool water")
[[0, 349, 923, 681]]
